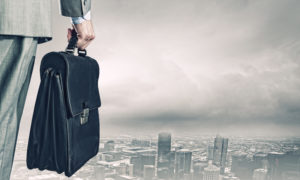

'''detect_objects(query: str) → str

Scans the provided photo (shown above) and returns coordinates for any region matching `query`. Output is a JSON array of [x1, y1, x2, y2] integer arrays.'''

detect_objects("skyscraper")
[[253, 153, 268, 170], [253, 169, 267, 180], [213, 135, 228, 174], [207, 145, 214, 160], [267, 152, 284, 180], [130, 154, 155, 177], [116, 163, 127, 175], [174, 149, 192, 180], [157, 132, 172, 179], [130, 156, 142, 177], [193, 162, 206, 180], [231, 152, 255, 180], [144, 165, 155, 180], [203, 161, 220, 180], [127, 164, 134, 177], [267, 150, 300, 180], [104, 140, 115, 152]]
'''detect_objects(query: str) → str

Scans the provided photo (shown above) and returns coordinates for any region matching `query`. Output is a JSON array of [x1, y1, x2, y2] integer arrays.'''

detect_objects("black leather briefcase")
[[26, 31, 101, 177]]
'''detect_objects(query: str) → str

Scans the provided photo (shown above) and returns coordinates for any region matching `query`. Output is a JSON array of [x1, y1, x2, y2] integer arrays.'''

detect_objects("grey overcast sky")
[[20, 0, 300, 137]]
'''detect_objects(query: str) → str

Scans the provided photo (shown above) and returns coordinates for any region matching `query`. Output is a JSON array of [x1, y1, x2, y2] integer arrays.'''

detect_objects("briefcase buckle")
[[80, 108, 89, 125]]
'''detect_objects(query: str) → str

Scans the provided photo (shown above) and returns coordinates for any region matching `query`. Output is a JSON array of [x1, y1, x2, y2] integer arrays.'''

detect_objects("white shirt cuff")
[[71, 11, 91, 24]]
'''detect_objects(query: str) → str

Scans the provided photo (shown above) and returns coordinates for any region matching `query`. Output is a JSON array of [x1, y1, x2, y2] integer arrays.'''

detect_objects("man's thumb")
[[67, 28, 72, 41]]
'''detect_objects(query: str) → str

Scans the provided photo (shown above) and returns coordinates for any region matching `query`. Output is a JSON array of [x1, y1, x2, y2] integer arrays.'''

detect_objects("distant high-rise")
[[207, 145, 214, 160], [213, 135, 228, 174], [144, 165, 155, 180], [130, 156, 142, 177], [231, 152, 255, 180], [193, 162, 206, 180], [157, 132, 172, 179], [267, 152, 284, 180], [169, 150, 176, 179], [116, 163, 127, 175], [253, 153, 268, 170], [174, 149, 192, 180], [130, 154, 155, 177], [267, 150, 300, 180], [253, 169, 267, 180], [104, 140, 115, 152], [127, 164, 134, 176], [203, 161, 220, 180], [281, 150, 300, 179], [131, 139, 151, 147]]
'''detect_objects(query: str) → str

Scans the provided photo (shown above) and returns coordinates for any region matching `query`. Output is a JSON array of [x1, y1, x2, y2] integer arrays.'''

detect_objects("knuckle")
[[80, 34, 87, 40]]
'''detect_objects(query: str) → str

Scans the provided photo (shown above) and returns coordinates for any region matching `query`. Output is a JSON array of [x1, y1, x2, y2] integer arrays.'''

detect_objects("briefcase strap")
[[65, 30, 87, 57]]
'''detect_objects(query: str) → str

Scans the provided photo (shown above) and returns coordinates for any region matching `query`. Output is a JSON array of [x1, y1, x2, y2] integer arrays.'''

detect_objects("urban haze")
[[19, 0, 300, 137], [11, 134, 300, 179]]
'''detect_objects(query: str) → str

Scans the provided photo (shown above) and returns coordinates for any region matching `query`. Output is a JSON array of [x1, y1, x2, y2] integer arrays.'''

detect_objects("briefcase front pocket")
[[66, 103, 100, 176]]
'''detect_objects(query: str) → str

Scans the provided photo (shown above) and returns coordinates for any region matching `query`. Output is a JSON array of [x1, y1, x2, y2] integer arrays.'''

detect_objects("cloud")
[[90, 0, 300, 135], [21, 0, 300, 136]]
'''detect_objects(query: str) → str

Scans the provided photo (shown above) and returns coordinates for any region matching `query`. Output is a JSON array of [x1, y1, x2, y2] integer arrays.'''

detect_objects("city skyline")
[[11, 133, 300, 180]]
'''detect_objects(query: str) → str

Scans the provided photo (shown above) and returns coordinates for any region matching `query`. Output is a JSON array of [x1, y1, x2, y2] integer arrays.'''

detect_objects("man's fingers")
[[86, 20, 95, 40], [81, 42, 90, 50], [70, 20, 95, 49], [76, 38, 89, 50]]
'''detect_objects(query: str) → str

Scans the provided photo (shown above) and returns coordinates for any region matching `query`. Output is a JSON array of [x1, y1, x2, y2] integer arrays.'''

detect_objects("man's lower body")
[[0, 36, 38, 180]]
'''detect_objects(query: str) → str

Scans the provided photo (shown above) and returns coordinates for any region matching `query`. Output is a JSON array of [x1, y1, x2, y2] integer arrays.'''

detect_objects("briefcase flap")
[[40, 52, 101, 117]]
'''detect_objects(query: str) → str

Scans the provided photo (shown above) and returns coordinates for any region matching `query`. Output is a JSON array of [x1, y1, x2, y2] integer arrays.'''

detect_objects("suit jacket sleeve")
[[60, 0, 91, 17]]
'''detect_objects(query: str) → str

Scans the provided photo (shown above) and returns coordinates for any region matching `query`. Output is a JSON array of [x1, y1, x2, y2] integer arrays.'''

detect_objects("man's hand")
[[67, 20, 95, 50]]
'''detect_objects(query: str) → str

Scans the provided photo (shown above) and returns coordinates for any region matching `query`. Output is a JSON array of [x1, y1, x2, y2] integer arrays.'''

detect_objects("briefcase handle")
[[65, 29, 87, 57]]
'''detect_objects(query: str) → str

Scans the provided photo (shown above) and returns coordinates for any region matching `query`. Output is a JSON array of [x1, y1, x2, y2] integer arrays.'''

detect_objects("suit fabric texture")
[[0, 0, 91, 179], [0, 36, 38, 180], [0, 0, 91, 43]]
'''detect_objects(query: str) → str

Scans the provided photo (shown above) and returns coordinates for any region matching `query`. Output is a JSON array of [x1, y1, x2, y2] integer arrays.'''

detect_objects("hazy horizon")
[[19, 0, 300, 137]]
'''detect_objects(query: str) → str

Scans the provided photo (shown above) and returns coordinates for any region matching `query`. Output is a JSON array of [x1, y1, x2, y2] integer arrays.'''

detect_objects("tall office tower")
[[213, 135, 228, 174], [169, 150, 176, 179], [253, 169, 267, 180], [116, 163, 127, 175], [132, 139, 151, 147], [131, 156, 142, 177], [267, 150, 300, 180], [95, 165, 105, 180], [127, 164, 134, 176], [142, 154, 156, 168], [157, 132, 172, 179], [207, 145, 214, 160], [104, 140, 115, 152], [142, 154, 156, 178], [174, 149, 192, 180], [253, 153, 268, 169], [193, 162, 206, 180], [267, 152, 284, 180], [281, 150, 300, 179], [203, 161, 220, 180], [130, 154, 155, 177], [144, 165, 155, 180], [231, 152, 255, 180]]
